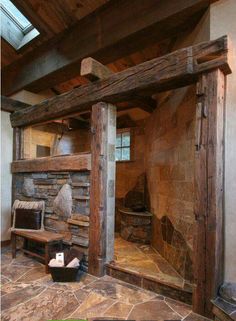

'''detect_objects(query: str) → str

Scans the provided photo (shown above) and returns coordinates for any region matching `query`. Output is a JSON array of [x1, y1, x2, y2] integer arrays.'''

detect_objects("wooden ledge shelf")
[[11, 153, 91, 173]]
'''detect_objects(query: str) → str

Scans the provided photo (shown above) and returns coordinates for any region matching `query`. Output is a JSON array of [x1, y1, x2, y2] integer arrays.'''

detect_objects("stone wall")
[[145, 86, 196, 282], [115, 123, 146, 231], [12, 171, 90, 265]]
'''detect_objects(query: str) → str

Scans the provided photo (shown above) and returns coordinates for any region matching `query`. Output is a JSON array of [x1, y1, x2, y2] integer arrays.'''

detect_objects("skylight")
[[0, 0, 40, 50]]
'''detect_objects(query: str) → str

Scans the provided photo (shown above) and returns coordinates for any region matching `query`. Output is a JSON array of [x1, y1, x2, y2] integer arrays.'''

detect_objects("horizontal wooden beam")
[[11, 153, 91, 173], [1, 96, 30, 113], [81, 57, 156, 113], [2, 0, 212, 96], [10, 36, 231, 128]]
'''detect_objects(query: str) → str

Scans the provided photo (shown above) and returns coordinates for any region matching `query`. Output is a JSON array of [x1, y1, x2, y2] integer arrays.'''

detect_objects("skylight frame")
[[0, 0, 40, 50]]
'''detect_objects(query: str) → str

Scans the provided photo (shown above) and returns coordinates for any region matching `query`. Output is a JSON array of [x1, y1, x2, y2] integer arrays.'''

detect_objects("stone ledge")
[[67, 218, 89, 227]]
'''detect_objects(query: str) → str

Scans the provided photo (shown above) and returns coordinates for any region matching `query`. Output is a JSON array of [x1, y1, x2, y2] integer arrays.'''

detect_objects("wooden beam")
[[88, 102, 116, 276], [81, 57, 113, 81], [11, 153, 91, 173], [193, 69, 225, 317], [1, 96, 30, 113], [2, 0, 213, 96], [81, 57, 156, 113], [10, 36, 230, 128]]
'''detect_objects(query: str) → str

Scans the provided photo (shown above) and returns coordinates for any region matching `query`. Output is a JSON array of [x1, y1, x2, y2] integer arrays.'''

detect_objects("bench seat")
[[11, 230, 64, 273]]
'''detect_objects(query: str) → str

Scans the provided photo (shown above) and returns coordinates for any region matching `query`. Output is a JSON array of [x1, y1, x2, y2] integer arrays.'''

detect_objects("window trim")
[[116, 128, 134, 162]]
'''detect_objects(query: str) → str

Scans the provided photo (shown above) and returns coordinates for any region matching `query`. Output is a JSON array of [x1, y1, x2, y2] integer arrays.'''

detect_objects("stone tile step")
[[106, 263, 192, 305]]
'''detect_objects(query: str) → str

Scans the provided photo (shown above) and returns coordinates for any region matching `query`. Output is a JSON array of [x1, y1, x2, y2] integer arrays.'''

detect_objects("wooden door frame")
[[193, 69, 225, 317], [88, 69, 226, 318]]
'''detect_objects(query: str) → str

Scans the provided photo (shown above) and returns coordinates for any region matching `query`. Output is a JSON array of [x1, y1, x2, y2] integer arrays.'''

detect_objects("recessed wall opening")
[[21, 117, 91, 160]]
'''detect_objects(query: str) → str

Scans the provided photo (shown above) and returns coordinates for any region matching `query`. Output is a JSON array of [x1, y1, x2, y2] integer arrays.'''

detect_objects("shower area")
[[111, 86, 196, 299]]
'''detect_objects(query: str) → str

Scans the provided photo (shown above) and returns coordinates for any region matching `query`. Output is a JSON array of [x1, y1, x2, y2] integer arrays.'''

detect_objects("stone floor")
[[114, 236, 188, 289], [1, 246, 211, 321]]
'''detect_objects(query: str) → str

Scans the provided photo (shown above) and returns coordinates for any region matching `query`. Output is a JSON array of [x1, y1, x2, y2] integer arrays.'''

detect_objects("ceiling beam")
[[1, 96, 30, 113], [81, 57, 156, 113], [2, 0, 212, 96], [10, 36, 230, 128]]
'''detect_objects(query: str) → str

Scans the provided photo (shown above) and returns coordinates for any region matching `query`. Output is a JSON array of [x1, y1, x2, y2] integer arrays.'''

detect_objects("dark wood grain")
[[1, 96, 30, 113], [2, 0, 212, 95], [88, 102, 108, 277], [10, 36, 230, 128], [11, 153, 91, 173], [193, 69, 225, 317]]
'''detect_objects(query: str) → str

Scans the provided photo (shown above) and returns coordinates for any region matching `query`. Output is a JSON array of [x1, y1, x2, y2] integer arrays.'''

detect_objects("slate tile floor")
[[114, 236, 187, 288], [1, 247, 210, 321]]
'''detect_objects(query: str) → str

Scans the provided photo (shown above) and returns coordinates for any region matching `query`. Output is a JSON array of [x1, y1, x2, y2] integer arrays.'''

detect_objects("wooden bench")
[[11, 230, 64, 273]]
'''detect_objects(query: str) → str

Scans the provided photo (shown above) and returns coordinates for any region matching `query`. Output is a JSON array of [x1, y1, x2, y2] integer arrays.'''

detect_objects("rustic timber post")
[[193, 69, 225, 317], [88, 102, 116, 277], [13, 127, 23, 161]]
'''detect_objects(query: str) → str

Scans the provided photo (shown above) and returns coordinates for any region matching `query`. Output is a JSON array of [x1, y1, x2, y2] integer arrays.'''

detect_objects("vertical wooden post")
[[12, 127, 24, 208], [13, 127, 23, 161], [88, 102, 116, 277], [193, 69, 225, 317]]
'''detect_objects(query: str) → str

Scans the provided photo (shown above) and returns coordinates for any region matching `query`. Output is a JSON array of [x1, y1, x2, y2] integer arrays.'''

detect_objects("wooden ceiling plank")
[[2, 0, 212, 96], [10, 36, 230, 128]]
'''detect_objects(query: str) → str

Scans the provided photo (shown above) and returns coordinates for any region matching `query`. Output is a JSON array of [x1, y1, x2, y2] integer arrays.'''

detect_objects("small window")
[[0, 0, 40, 50], [116, 131, 131, 161]]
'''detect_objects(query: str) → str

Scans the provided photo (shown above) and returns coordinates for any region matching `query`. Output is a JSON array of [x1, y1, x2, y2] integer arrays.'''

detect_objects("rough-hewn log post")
[[193, 69, 225, 317], [88, 102, 116, 276]]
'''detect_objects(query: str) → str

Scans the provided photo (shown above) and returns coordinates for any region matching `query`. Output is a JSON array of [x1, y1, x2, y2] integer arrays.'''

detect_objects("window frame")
[[115, 128, 134, 162], [0, 0, 40, 51]]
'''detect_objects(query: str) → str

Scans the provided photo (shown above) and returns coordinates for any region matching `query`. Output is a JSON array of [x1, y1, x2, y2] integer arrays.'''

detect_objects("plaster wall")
[[1, 111, 13, 241], [210, 0, 236, 282], [1, 91, 52, 241]]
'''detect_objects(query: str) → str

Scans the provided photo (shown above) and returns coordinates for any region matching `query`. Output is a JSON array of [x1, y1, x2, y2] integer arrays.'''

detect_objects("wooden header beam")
[[11, 153, 91, 173], [81, 57, 156, 113], [1, 96, 30, 113], [10, 36, 231, 128]]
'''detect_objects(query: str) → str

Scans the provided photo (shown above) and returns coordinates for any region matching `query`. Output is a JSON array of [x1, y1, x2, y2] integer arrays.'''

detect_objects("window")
[[0, 0, 39, 50], [116, 130, 131, 161]]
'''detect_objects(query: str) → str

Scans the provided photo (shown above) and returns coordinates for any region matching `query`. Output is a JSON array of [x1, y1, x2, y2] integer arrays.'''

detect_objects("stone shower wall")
[[115, 123, 146, 231], [12, 171, 90, 264], [145, 85, 196, 282]]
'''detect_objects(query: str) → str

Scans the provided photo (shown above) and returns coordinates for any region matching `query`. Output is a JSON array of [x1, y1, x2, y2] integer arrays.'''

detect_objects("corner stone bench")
[[11, 230, 64, 273]]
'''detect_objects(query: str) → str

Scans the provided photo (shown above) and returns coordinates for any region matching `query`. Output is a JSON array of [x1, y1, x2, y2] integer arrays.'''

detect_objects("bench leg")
[[11, 233, 16, 259], [45, 243, 50, 274]]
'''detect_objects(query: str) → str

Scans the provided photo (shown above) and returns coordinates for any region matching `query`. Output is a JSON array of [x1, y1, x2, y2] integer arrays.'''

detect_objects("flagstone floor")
[[114, 236, 187, 289], [1, 246, 211, 321]]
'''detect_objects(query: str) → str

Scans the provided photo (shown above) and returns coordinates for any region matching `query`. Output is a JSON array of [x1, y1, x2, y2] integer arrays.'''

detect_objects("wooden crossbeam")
[[1, 96, 30, 113], [81, 57, 156, 113], [11, 153, 91, 173], [10, 36, 231, 128], [2, 0, 213, 96]]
